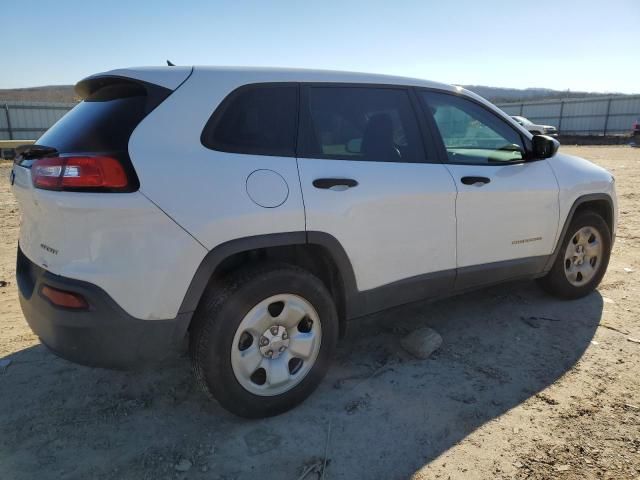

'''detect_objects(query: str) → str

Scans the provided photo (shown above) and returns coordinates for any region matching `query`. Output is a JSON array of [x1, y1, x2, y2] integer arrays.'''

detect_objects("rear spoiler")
[[74, 76, 173, 116], [75, 66, 193, 99]]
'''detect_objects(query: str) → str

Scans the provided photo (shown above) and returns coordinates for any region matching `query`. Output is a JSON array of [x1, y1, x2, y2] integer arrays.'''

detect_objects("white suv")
[[11, 67, 616, 417]]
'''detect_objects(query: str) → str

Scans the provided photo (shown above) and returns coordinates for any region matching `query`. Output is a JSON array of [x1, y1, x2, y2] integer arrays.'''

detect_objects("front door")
[[418, 90, 560, 289]]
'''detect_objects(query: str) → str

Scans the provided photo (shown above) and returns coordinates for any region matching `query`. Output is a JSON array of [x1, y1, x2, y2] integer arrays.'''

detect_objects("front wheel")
[[190, 264, 338, 418], [537, 211, 611, 299]]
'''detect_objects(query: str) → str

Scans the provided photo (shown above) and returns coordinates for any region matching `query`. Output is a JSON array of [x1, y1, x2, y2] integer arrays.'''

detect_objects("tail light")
[[41, 285, 89, 309], [32, 155, 131, 191]]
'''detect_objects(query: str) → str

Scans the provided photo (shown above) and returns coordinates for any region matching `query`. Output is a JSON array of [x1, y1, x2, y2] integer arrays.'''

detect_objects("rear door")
[[418, 90, 560, 289], [296, 85, 457, 303]]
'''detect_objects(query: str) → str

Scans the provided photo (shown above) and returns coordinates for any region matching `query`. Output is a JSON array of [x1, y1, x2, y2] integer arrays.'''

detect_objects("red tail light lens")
[[32, 156, 129, 191], [41, 285, 89, 309]]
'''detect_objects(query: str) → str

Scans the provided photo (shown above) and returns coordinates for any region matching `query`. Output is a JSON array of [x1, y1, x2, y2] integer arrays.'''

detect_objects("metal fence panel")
[[610, 96, 640, 115], [0, 101, 75, 141], [497, 104, 520, 115], [524, 103, 562, 118], [563, 100, 609, 117], [496, 94, 640, 135]]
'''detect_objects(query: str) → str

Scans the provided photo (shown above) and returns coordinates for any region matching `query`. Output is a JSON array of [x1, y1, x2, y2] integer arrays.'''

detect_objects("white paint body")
[[11, 165, 207, 319], [297, 159, 457, 289], [11, 67, 617, 320], [445, 161, 560, 267]]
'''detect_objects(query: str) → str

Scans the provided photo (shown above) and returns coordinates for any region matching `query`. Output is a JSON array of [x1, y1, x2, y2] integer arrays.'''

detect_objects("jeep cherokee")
[[11, 66, 617, 417]]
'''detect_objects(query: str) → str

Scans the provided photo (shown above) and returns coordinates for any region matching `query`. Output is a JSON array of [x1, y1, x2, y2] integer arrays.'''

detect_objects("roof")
[[79, 66, 504, 119], [83, 65, 458, 93], [193, 66, 457, 91]]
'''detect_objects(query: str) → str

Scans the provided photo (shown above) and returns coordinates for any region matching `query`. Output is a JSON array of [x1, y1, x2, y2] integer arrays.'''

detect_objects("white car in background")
[[11, 66, 616, 417], [512, 115, 558, 136]]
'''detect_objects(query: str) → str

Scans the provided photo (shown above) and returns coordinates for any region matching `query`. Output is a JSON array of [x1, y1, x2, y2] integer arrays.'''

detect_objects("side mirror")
[[531, 134, 560, 159]]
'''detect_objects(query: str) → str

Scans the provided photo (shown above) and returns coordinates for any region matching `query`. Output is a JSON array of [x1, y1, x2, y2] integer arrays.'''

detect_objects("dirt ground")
[[0, 146, 638, 480]]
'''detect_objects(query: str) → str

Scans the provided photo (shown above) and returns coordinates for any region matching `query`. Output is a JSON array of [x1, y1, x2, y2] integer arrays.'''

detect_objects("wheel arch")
[[543, 193, 615, 272], [178, 232, 358, 337]]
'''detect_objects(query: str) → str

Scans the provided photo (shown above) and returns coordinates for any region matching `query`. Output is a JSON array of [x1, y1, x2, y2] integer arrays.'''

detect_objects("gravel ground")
[[0, 146, 638, 480]]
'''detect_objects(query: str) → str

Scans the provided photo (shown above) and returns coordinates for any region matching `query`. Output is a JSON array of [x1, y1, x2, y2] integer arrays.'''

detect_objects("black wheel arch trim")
[[177, 231, 359, 317], [543, 193, 615, 272], [177, 230, 457, 322]]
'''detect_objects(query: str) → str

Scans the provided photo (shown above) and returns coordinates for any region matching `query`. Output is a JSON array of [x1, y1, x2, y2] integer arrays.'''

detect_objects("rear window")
[[201, 84, 298, 157], [37, 79, 168, 154]]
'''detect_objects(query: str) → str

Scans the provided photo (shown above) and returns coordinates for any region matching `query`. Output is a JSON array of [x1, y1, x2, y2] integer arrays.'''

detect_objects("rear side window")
[[300, 86, 424, 163], [37, 80, 168, 155], [201, 84, 298, 156]]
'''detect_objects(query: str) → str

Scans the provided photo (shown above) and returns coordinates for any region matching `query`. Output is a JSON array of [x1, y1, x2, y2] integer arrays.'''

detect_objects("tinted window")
[[301, 87, 423, 162], [421, 92, 524, 164], [37, 84, 149, 154], [202, 85, 297, 156]]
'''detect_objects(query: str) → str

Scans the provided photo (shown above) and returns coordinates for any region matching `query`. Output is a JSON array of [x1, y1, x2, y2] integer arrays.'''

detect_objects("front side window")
[[202, 84, 297, 156], [421, 91, 525, 164], [301, 87, 424, 163]]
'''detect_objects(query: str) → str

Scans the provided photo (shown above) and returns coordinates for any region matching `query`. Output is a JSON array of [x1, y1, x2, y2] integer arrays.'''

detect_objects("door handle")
[[312, 178, 359, 190], [460, 176, 491, 186]]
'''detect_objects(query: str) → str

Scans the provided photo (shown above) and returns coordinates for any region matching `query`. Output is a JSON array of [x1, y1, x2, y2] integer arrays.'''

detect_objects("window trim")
[[414, 87, 534, 166], [297, 82, 438, 164], [200, 82, 300, 158]]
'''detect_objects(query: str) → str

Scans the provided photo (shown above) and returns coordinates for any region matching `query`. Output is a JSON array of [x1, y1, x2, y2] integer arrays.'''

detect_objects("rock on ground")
[[174, 459, 192, 472], [401, 327, 443, 359]]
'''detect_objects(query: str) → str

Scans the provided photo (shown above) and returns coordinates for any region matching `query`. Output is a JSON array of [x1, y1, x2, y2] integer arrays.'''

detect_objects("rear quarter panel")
[[12, 164, 207, 320], [127, 69, 306, 251]]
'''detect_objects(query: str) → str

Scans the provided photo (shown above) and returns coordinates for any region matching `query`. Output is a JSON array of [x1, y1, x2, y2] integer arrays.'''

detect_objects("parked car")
[[632, 118, 640, 147], [512, 115, 558, 136], [11, 67, 617, 417]]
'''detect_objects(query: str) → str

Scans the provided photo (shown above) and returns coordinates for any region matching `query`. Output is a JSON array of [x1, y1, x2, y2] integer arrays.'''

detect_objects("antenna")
[[166, 60, 175, 67]]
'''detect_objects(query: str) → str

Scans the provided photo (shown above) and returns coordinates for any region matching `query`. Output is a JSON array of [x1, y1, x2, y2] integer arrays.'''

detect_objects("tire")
[[189, 263, 338, 418], [537, 211, 611, 299]]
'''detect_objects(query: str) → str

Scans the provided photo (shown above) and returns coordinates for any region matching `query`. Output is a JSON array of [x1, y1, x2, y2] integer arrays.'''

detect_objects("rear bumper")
[[16, 246, 190, 369]]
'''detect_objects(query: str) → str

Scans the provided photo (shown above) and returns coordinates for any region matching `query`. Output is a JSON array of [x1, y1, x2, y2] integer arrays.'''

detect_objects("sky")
[[3, 0, 639, 93]]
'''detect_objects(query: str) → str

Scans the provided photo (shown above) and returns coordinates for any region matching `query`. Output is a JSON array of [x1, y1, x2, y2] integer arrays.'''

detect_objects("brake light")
[[32, 156, 130, 191], [41, 285, 89, 309]]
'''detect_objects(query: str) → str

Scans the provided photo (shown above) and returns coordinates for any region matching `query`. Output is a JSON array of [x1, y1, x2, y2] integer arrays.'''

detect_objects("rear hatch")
[[11, 69, 187, 273]]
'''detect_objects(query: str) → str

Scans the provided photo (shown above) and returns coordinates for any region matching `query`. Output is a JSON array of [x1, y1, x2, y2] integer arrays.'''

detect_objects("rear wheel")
[[537, 211, 611, 299], [190, 264, 338, 418]]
